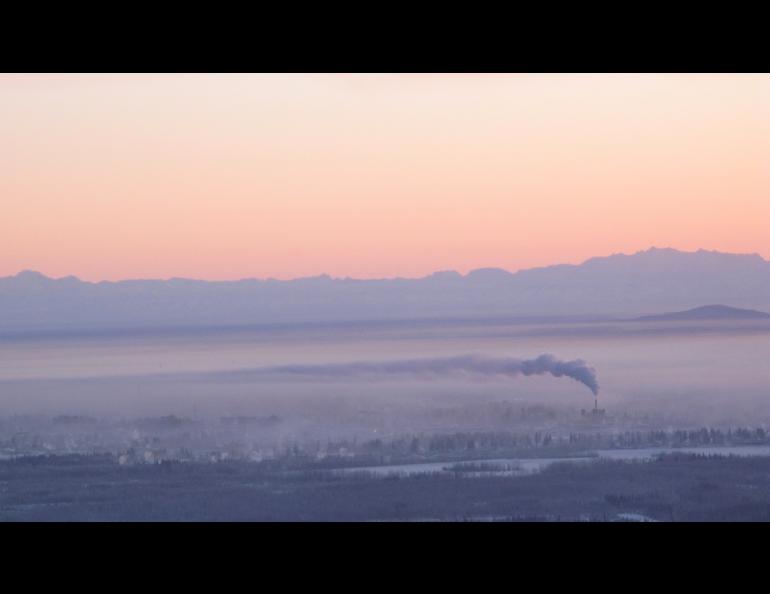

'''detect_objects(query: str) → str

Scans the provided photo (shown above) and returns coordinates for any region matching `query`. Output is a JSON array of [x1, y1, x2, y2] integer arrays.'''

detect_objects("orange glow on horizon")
[[2, 74, 769, 281]]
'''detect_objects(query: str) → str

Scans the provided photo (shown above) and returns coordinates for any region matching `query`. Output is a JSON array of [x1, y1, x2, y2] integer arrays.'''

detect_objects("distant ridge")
[[635, 304, 770, 322], [7, 247, 767, 285], [3, 248, 770, 333]]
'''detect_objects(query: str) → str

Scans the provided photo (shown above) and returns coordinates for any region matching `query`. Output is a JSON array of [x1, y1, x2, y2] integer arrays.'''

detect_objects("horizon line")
[[4, 246, 767, 284]]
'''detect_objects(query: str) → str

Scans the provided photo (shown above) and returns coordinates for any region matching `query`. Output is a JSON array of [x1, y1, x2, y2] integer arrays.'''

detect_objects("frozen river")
[[335, 444, 770, 477]]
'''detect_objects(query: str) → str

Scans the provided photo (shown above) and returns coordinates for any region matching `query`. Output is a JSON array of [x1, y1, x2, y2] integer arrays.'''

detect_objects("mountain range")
[[2, 247, 770, 333]]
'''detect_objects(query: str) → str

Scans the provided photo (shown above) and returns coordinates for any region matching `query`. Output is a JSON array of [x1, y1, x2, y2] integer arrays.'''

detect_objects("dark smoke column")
[[519, 354, 599, 396], [256, 353, 600, 395]]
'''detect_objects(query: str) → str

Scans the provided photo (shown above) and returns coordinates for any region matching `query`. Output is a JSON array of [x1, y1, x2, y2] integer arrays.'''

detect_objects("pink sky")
[[2, 73, 769, 281]]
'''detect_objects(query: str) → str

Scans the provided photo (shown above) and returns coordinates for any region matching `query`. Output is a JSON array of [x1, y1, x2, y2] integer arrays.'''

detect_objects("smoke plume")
[[242, 354, 599, 395]]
